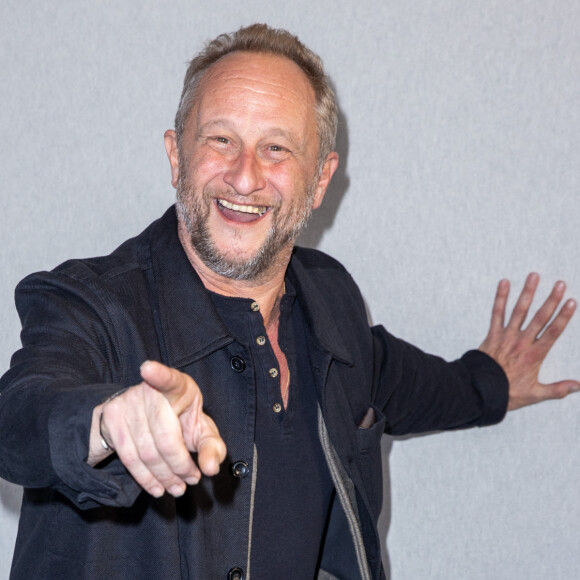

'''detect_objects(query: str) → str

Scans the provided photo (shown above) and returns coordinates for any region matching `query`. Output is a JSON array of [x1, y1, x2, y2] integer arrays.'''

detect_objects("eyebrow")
[[196, 119, 305, 149]]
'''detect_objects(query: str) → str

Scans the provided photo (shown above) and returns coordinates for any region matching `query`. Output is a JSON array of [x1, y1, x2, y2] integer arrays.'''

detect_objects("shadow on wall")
[[0, 480, 22, 516], [298, 108, 350, 249], [297, 104, 396, 578]]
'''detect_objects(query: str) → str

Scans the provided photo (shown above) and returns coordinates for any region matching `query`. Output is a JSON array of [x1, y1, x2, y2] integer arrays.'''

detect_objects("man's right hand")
[[87, 360, 227, 498]]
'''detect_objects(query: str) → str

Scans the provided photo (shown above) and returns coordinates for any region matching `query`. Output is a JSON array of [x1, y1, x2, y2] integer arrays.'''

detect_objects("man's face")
[[166, 51, 337, 281]]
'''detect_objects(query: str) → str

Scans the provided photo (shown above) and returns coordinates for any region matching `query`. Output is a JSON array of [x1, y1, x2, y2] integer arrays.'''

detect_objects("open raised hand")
[[479, 273, 580, 411]]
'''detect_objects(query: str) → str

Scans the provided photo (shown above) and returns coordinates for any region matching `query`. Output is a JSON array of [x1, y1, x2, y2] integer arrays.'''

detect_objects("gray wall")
[[1, 1, 579, 578]]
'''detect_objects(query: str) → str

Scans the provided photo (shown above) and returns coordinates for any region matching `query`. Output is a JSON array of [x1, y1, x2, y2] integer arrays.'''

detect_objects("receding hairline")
[[183, 50, 319, 128]]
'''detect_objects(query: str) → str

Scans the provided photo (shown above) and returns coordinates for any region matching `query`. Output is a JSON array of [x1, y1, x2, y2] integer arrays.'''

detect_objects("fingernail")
[[169, 484, 185, 497], [185, 476, 200, 486], [570, 384, 580, 393], [150, 485, 164, 497]]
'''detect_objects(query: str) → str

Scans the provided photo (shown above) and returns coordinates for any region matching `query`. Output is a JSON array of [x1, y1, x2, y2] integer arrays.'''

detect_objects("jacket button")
[[230, 461, 250, 479], [227, 568, 244, 580], [230, 356, 246, 373]]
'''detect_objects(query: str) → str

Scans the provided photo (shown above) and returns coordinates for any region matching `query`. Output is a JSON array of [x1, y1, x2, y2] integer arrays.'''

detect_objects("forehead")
[[193, 51, 317, 130]]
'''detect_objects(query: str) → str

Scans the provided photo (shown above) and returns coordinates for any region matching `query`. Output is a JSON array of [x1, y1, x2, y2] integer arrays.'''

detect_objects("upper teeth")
[[218, 199, 267, 216]]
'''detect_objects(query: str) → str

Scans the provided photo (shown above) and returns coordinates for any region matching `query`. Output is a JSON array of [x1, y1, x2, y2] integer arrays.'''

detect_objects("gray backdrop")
[[1, 1, 579, 578]]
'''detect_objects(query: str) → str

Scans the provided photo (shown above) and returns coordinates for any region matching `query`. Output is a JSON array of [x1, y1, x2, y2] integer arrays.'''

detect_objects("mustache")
[[176, 171, 278, 211]]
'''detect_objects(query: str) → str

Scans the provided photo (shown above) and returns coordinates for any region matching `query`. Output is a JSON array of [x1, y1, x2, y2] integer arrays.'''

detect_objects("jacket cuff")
[[48, 383, 141, 509], [460, 350, 509, 426]]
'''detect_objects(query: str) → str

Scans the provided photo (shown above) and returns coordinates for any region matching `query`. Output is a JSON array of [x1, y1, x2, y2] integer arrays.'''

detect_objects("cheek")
[[267, 166, 311, 203], [187, 150, 228, 188]]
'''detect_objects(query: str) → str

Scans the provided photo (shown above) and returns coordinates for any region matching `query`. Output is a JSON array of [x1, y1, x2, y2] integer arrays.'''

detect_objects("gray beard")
[[176, 172, 316, 282]]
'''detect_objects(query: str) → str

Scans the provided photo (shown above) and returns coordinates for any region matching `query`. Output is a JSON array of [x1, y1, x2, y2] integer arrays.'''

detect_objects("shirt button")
[[250, 301, 260, 312], [272, 403, 282, 413], [227, 567, 244, 580], [268, 368, 279, 378], [256, 336, 266, 346], [230, 356, 246, 373], [230, 461, 250, 479]]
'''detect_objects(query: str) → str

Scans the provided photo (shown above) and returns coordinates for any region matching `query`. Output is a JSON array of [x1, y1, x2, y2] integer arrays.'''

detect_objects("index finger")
[[195, 414, 228, 477], [140, 360, 199, 415]]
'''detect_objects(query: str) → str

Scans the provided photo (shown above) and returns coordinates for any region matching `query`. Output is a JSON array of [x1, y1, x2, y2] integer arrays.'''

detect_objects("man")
[[0, 23, 577, 580]]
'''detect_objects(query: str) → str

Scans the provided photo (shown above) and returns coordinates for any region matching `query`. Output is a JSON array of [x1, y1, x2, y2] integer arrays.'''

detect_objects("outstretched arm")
[[479, 273, 580, 411]]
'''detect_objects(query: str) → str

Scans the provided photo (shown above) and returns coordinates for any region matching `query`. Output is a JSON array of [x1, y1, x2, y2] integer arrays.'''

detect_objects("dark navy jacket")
[[0, 207, 508, 579]]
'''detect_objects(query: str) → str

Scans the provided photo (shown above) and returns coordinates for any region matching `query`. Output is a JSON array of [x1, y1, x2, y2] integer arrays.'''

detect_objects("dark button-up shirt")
[[210, 283, 335, 577]]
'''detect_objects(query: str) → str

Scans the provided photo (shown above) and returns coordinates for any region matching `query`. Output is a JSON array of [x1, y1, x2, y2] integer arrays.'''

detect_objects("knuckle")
[[542, 324, 563, 343], [549, 384, 569, 400], [104, 397, 125, 419], [520, 351, 537, 367], [171, 456, 195, 479], [155, 429, 179, 455], [155, 469, 184, 491], [139, 474, 162, 492], [138, 444, 160, 465], [121, 386, 140, 404], [119, 448, 142, 471], [215, 439, 227, 461]]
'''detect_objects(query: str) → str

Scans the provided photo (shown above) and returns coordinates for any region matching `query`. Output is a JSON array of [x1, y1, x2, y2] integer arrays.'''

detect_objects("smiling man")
[[1, 24, 578, 580]]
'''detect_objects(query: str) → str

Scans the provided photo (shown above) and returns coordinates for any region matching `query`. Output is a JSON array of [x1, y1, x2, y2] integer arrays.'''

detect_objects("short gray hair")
[[174, 23, 338, 165]]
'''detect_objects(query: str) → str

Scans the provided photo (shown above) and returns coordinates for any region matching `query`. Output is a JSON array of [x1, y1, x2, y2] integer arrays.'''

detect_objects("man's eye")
[[262, 144, 292, 162], [215, 137, 230, 144]]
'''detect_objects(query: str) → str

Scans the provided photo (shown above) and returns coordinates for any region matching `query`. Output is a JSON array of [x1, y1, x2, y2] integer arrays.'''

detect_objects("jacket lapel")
[[147, 207, 233, 369]]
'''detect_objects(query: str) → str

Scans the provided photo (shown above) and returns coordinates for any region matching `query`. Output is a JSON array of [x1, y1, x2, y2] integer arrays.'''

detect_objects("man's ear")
[[312, 151, 339, 209], [164, 130, 180, 188]]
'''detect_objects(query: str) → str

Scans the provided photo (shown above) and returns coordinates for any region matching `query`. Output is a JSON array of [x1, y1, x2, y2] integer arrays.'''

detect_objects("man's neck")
[[178, 223, 290, 328]]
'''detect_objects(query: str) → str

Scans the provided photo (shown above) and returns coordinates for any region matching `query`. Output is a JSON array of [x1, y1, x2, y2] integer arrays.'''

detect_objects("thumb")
[[140, 360, 198, 415], [540, 380, 580, 402], [195, 414, 228, 477]]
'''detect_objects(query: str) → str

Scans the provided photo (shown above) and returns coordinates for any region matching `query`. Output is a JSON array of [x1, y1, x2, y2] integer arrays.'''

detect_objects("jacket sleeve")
[[0, 270, 142, 509], [371, 324, 509, 435]]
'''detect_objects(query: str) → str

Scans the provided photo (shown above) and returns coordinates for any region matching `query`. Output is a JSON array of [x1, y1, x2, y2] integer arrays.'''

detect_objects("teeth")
[[218, 199, 268, 216]]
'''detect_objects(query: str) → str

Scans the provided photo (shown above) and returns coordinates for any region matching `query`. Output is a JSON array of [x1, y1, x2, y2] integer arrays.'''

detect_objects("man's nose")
[[223, 150, 266, 195]]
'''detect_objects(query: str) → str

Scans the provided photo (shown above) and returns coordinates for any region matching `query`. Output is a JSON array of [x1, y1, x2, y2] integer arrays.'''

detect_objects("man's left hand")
[[479, 272, 580, 411]]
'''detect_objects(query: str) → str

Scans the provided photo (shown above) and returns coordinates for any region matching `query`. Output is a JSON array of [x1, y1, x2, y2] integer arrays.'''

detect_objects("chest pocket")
[[355, 405, 386, 517]]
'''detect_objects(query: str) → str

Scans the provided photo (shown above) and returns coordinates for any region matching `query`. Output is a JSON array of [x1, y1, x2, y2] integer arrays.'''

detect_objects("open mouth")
[[216, 198, 269, 223]]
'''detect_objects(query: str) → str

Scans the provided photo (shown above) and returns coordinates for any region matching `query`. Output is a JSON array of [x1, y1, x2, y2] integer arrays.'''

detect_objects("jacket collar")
[[147, 206, 352, 368], [148, 207, 232, 368], [286, 251, 353, 366]]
